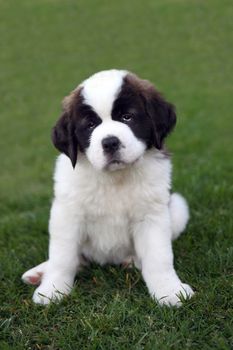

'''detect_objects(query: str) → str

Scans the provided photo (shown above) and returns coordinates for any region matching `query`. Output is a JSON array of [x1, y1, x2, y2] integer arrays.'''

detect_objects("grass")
[[0, 0, 232, 348]]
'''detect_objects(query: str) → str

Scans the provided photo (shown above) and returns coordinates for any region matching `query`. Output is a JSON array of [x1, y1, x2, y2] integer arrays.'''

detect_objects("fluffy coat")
[[22, 70, 194, 306]]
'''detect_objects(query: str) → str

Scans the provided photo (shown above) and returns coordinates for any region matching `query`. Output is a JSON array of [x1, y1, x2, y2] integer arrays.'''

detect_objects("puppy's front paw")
[[32, 279, 73, 305], [155, 283, 194, 307]]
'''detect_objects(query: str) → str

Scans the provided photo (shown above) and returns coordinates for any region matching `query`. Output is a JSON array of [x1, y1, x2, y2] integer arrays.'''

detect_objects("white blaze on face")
[[81, 69, 128, 119]]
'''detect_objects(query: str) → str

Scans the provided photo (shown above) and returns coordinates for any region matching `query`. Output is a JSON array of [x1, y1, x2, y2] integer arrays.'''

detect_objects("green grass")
[[0, 0, 232, 348]]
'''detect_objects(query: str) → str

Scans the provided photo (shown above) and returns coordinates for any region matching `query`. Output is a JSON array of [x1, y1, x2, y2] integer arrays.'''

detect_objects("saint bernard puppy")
[[22, 69, 194, 306]]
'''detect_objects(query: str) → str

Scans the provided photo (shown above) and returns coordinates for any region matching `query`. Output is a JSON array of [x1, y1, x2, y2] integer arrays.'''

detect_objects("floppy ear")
[[51, 111, 78, 168], [143, 88, 176, 149]]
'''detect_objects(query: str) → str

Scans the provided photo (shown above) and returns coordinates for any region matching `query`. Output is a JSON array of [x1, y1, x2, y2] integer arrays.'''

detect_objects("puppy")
[[22, 70, 194, 306]]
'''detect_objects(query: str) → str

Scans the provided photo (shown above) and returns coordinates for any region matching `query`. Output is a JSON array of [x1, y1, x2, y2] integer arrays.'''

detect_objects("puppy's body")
[[54, 150, 170, 267], [22, 70, 194, 306]]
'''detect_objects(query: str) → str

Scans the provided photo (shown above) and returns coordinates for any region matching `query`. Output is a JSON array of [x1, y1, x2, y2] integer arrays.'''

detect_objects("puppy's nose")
[[102, 136, 120, 154]]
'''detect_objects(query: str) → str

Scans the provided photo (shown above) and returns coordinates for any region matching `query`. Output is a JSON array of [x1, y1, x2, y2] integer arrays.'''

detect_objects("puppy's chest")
[[82, 213, 132, 262], [78, 181, 134, 263], [74, 159, 169, 222], [77, 174, 138, 217]]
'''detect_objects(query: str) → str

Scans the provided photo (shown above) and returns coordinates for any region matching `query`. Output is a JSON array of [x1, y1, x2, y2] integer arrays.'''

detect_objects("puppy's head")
[[52, 70, 176, 170]]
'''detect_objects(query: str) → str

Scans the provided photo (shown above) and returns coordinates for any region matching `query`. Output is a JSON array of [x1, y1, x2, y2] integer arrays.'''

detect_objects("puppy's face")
[[52, 70, 176, 170]]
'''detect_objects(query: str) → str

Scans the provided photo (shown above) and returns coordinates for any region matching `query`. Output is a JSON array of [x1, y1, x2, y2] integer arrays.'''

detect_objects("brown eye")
[[122, 113, 133, 122], [87, 121, 95, 129]]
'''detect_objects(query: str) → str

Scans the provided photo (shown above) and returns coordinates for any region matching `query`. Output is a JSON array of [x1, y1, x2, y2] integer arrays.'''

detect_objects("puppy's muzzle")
[[102, 136, 120, 155]]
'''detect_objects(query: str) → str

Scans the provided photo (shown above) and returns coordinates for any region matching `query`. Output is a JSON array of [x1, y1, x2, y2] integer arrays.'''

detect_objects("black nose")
[[102, 136, 120, 154]]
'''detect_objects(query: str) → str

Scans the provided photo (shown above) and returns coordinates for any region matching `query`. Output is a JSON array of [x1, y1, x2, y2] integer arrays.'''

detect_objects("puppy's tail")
[[169, 193, 189, 240]]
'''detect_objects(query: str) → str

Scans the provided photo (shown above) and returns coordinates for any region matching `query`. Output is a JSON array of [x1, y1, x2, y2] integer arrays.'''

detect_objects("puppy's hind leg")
[[22, 261, 48, 285]]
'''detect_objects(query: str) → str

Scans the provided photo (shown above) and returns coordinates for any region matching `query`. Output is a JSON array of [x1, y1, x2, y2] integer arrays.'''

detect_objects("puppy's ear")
[[143, 87, 176, 149], [51, 111, 78, 168]]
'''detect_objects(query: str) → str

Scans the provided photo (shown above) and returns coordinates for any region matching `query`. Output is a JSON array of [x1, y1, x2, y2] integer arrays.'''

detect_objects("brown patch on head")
[[62, 87, 82, 113], [124, 72, 177, 149], [52, 86, 102, 168], [124, 72, 155, 93], [51, 88, 83, 168]]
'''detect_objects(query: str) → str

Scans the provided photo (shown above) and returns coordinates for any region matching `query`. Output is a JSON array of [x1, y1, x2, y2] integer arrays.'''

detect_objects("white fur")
[[22, 70, 194, 306], [81, 69, 127, 120]]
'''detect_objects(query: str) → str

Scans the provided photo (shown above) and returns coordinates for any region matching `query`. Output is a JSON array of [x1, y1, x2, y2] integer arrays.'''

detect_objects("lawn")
[[0, 0, 232, 349]]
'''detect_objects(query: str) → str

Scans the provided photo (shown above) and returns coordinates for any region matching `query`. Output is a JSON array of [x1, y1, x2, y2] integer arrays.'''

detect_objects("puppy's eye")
[[122, 114, 133, 122], [87, 121, 95, 129]]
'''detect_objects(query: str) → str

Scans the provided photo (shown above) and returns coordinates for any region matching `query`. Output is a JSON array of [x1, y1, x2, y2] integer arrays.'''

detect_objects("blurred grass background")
[[0, 0, 232, 349]]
